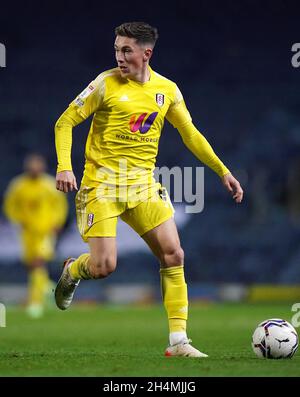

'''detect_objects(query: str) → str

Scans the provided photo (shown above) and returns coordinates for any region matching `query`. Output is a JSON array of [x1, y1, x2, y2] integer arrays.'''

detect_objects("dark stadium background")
[[1, 0, 300, 305]]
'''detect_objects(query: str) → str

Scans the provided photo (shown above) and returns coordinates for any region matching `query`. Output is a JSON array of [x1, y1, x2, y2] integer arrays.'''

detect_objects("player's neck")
[[131, 64, 150, 83]]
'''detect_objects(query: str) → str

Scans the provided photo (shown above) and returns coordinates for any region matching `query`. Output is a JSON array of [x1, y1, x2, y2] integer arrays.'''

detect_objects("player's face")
[[114, 36, 151, 79], [25, 156, 46, 178]]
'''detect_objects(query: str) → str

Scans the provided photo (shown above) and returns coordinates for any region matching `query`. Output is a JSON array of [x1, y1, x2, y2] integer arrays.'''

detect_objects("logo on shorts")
[[156, 93, 164, 107], [87, 213, 94, 227], [158, 188, 167, 201], [158, 187, 174, 210]]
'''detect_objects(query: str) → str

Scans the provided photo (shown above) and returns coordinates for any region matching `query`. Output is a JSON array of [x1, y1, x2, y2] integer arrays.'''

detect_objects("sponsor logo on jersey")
[[129, 112, 158, 134]]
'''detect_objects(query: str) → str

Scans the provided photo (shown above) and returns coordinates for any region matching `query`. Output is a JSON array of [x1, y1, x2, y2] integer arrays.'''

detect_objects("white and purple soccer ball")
[[252, 318, 298, 359]]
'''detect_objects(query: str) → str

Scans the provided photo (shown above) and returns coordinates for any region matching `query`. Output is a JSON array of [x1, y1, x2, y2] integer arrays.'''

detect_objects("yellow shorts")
[[21, 231, 56, 264], [75, 184, 175, 241]]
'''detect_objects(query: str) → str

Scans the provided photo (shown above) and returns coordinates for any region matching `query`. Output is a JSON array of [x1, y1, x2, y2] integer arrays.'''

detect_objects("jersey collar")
[[127, 65, 153, 87]]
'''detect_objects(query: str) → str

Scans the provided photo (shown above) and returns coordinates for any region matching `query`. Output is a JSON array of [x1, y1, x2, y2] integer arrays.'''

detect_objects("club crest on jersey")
[[156, 93, 164, 107]]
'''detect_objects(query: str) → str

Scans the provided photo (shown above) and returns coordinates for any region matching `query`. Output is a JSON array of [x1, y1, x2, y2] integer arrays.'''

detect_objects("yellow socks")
[[68, 253, 91, 280], [28, 267, 49, 306], [160, 265, 188, 343]]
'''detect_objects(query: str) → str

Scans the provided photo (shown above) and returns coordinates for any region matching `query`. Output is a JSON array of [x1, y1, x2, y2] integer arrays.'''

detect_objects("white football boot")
[[165, 339, 208, 358], [54, 258, 80, 310]]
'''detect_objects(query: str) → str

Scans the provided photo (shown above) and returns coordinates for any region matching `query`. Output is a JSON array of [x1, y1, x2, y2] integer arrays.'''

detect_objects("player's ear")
[[143, 48, 152, 62]]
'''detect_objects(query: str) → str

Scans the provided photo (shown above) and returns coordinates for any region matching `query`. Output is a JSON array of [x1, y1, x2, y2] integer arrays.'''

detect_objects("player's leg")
[[142, 217, 186, 331], [122, 188, 207, 357], [55, 182, 121, 310], [69, 237, 117, 280], [26, 259, 50, 318], [22, 232, 53, 318], [142, 219, 187, 343], [142, 218, 207, 357], [55, 217, 118, 310]]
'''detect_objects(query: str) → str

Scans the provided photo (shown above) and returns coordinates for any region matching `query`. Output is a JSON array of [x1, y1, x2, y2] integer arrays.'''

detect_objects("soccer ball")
[[252, 318, 298, 359]]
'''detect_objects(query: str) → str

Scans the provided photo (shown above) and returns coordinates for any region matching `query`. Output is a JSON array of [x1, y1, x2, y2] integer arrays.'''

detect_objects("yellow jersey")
[[3, 173, 68, 234], [70, 66, 185, 187], [55, 65, 230, 195]]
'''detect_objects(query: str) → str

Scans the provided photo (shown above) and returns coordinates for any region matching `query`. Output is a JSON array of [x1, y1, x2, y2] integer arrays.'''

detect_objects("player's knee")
[[161, 247, 184, 267], [89, 256, 116, 279]]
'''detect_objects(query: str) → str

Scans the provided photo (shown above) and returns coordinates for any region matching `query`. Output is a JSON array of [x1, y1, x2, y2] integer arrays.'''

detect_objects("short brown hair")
[[115, 22, 159, 47]]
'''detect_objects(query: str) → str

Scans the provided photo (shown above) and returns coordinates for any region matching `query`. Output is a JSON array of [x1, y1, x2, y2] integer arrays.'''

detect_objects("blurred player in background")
[[3, 153, 68, 318], [54, 22, 243, 357]]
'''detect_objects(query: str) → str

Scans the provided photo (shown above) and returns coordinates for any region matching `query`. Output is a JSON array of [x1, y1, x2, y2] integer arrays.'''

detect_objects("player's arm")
[[166, 94, 243, 203], [55, 107, 83, 192], [55, 76, 105, 193], [3, 179, 22, 224]]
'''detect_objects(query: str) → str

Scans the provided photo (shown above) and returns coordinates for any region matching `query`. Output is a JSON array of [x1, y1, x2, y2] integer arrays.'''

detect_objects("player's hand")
[[56, 170, 78, 193], [221, 173, 243, 203]]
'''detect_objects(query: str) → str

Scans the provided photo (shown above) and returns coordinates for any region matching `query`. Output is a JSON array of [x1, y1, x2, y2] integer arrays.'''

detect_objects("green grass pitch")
[[0, 303, 299, 376]]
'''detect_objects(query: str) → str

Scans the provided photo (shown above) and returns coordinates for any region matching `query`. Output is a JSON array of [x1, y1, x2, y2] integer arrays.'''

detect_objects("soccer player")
[[3, 153, 68, 318], [54, 22, 243, 357]]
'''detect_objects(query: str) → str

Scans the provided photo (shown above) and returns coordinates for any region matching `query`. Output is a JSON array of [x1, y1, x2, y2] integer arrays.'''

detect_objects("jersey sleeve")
[[165, 84, 192, 129], [55, 73, 106, 172], [166, 84, 230, 178], [3, 178, 23, 224], [55, 106, 85, 172], [69, 73, 106, 119]]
